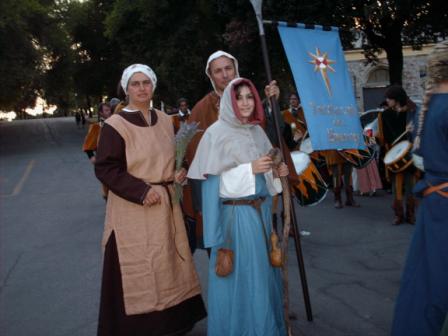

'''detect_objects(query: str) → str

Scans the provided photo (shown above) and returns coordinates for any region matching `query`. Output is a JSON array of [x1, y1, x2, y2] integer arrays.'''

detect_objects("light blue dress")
[[202, 174, 286, 336]]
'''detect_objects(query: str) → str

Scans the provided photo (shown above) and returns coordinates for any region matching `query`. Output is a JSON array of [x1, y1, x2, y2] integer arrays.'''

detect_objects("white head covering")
[[120, 64, 157, 94], [187, 78, 271, 180], [205, 51, 240, 94]]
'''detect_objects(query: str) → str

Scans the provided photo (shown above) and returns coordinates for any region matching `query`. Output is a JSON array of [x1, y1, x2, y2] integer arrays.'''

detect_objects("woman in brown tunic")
[[95, 64, 206, 336]]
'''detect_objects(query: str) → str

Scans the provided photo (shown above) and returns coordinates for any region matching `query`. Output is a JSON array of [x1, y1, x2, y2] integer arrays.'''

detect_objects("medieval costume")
[[356, 136, 383, 196], [188, 78, 286, 336], [282, 100, 330, 200], [95, 64, 206, 336], [356, 160, 383, 196], [392, 41, 448, 336], [282, 104, 307, 150], [172, 107, 191, 133], [378, 93, 418, 224], [83, 108, 110, 199], [83, 122, 101, 159], [185, 51, 240, 250], [321, 150, 359, 208]]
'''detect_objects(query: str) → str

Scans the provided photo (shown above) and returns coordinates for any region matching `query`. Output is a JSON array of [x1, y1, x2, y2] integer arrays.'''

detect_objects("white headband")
[[121, 64, 157, 94], [205, 51, 240, 94]]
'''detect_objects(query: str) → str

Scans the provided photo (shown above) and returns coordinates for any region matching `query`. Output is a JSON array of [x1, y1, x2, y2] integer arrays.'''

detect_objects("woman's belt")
[[223, 197, 266, 209], [423, 182, 448, 198], [150, 180, 174, 186], [222, 197, 270, 255]]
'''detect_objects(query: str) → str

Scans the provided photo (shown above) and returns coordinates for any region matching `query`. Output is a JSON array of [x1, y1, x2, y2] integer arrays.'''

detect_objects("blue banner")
[[277, 23, 365, 150]]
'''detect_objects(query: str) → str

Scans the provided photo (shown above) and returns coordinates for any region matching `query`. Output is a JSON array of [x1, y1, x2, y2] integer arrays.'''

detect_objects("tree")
[[63, 0, 123, 112], [104, 0, 227, 105], [0, 0, 47, 111], [342, 0, 448, 85], [0, 0, 79, 115], [218, 0, 448, 86]]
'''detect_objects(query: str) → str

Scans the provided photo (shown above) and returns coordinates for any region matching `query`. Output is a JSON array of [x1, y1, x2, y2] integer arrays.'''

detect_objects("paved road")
[[0, 117, 415, 336]]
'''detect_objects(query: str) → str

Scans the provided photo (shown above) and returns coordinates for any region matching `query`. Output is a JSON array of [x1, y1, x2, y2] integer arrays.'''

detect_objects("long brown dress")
[[95, 109, 206, 336]]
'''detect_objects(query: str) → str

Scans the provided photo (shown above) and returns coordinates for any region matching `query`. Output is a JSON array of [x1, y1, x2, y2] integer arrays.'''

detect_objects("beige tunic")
[[103, 111, 202, 315]]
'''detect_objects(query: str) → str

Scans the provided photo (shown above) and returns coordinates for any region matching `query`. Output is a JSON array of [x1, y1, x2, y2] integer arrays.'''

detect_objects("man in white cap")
[[184, 50, 280, 252]]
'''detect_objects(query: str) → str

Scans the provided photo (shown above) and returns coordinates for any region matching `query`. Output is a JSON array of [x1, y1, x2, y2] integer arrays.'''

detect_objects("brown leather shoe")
[[405, 196, 416, 224], [392, 199, 404, 225], [334, 187, 343, 209], [345, 186, 360, 207]]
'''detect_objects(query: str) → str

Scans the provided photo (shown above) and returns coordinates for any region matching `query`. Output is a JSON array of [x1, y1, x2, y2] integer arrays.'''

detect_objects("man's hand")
[[275, 162, 289, 177], [264, 80, 280, 100]]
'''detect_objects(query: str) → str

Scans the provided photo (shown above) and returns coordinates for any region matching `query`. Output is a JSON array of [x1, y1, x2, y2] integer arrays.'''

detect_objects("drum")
[[299, 137, 313, 154], [384, 140, 413, 173], [299, 137, 326, 168], [290, 151, 328, 206], [338, 137, 376, 169], [412, 153, 425, 171]]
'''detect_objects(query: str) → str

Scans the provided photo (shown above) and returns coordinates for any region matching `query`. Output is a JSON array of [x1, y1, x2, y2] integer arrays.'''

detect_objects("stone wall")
[[346, 53, 429, 111]]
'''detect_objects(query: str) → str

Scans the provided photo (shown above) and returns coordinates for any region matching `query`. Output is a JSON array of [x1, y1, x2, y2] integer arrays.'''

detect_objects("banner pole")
[[250, 0, 313, 323]]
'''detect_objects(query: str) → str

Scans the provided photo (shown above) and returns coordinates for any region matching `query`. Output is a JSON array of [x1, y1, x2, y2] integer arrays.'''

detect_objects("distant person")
[[282, 92, 307, 150], [83, 102, 112, 200], [392, 40, 448, 336], [172, 98, 191, 133], [83, 102, 112, 164], [75, 111, 81, 128], [378, 85, 418, 224], [356, 131, 383, 196], [80, 110, 86, 128], [95, 63, 206, 336], [109, 97, 121, 114]]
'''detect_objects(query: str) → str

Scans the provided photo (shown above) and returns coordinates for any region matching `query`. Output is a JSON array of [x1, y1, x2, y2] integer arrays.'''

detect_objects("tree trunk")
[[384, 29, 404, 85]]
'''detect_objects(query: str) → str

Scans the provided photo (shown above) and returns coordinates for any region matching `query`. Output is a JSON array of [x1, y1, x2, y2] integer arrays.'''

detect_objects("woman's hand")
[[252, 156, 273, 174], [174, 168, 187, 185], [143, 186, 163, 206], [276, 162, 289, 177]]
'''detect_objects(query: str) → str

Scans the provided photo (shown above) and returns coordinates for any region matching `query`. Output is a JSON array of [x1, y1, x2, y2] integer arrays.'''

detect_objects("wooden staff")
[[249, 0, 313, 325]]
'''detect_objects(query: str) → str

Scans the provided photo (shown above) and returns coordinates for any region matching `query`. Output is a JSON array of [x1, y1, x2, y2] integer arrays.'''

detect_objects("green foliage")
[[104, 0, 227, 104], [1, 0, 447, 114]]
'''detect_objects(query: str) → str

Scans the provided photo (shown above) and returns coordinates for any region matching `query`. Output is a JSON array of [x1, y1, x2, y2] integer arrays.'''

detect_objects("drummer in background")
[[282, 93, 307, 150], [282, 93, 331, 185], [280, 91, 360, 209], [378, 85, 418, 225], [282, 92, 357, 209]]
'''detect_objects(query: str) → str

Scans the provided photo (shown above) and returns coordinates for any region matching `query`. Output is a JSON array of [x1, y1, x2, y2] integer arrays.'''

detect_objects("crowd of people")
[[79, 40, 447, 336]]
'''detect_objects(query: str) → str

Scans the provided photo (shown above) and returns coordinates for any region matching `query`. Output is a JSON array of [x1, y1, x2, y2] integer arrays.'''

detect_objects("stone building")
[[345, 44, 435, 111]]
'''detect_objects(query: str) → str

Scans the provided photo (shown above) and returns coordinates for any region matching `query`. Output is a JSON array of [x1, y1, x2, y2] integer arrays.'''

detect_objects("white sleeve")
[[219, 163, 256, 198], [264, 170, 283, 195]]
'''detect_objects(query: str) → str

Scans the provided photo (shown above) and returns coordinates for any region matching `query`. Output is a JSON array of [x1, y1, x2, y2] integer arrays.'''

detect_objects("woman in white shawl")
[[188, 78, 288, 335]]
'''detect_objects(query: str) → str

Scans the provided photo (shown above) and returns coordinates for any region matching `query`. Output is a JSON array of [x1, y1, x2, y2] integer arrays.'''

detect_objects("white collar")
[[178, 109, 191, 117], [122, 108, 139, 112]]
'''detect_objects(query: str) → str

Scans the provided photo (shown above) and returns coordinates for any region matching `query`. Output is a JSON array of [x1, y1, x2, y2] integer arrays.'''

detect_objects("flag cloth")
[[278, 22, 364, 150]]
